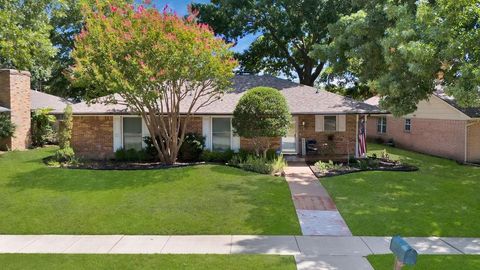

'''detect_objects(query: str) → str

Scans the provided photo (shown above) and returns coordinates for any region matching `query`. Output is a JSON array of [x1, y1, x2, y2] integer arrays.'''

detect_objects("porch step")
[[284, 155, 305, 162]]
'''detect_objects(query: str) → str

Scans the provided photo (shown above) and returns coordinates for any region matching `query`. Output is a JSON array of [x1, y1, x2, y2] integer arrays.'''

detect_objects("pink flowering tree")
[[71, 2, 237, 164]]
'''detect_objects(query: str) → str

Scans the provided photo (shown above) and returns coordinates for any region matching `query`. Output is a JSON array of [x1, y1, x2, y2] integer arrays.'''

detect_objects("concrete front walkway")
[[1, 235, 478, 269], [284, 162, 351, 236]]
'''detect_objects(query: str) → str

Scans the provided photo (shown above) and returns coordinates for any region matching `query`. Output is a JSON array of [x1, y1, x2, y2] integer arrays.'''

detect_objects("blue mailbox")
[[390, 236, 418, 266]]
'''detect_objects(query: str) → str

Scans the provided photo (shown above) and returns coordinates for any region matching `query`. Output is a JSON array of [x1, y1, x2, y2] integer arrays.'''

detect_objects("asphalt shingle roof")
[[31, 90, 71, 114], [72, 75, 382, 115]]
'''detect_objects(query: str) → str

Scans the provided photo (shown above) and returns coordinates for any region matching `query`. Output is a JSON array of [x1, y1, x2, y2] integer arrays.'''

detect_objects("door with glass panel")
[[212, 118, 232, 151], [281, 117, 297, 154]]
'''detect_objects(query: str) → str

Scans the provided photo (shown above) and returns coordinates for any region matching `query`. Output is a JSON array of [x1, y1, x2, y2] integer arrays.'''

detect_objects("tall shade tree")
[[0, 0, 56, 88], [71, 2, 237, 164], [232, 87, 291, 157], [46, 0, 132, 99], [312, 0, 480, 116], [192, 0, 353, 86]]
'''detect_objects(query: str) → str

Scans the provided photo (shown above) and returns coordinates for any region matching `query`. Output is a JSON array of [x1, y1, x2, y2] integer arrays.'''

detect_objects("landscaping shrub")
[[178, 133, 205, 162], [55, 105, 75, 163], [271, 155, 287, 174], [314, 160, 343, 173], [229, 153, 286, 175], [357, 159, 369, 170], [54, 146, 75, 163], [200, 149, 234, 163], [31, 108, 56, 147], [0, 114, 15, 148], [115, 148, 152, 162], [240, 156, 273, 174]]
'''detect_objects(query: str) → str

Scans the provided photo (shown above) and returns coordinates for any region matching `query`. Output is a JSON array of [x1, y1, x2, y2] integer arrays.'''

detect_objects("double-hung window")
[[123, 117, 143, 150], [212, 118, 232, 151], [324, 116, 337, 132], [404, 118, 412, 132], [377, 117, 387, 134]]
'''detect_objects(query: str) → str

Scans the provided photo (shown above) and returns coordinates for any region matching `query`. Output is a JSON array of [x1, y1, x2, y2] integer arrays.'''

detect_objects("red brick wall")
[[297, 114, 357, 158], [367, 116, 467, 161], [72, 116, 114, 159], [0, 70, 31, 150], [240, 137, 281, 151]]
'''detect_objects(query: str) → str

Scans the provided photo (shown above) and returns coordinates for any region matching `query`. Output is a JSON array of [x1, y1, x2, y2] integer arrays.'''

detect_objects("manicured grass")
[[0, 147, 300, 234], [0, 254, 296, 270], [368, 254, 480, 270], [322, 143, 480, 236]]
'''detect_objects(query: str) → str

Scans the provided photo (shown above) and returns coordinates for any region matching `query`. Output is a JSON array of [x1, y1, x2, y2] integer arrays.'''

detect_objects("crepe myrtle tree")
[[233, 87, 291, 157], [71, 2, 237, 164]]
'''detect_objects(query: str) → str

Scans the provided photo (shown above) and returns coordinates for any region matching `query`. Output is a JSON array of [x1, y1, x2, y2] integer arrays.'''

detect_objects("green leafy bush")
[[178, 133, 205, 162], [58, 105, 73, 149], [229, 153, 286, 175], [54, 146, 75, 163], [240, 156, 273, 174], [315, 160, 343, 173], [115, 148, 152, 162], [357, 159, 369, 170], [0, 114, 15, 140], [31, 108, 56, 147], [200, 149, 234, 163]]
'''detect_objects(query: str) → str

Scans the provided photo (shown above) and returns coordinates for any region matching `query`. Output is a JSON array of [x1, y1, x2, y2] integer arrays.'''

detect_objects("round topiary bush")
[[233, 87, 291, 157]]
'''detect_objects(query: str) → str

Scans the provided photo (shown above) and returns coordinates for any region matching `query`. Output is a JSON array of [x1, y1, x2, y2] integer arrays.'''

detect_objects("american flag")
[[357, 117, 367, 157]]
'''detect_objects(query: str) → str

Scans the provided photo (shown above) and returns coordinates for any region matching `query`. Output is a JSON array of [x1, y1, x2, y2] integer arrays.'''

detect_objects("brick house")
[[0, 69, 70, 150], [70, 75, 382, 160], [365, 91, 480, 163]]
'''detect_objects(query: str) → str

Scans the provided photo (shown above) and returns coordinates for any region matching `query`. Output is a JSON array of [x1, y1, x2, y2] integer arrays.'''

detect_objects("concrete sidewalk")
[[284, 162, 352, 236], [1, 235, 478, 269]]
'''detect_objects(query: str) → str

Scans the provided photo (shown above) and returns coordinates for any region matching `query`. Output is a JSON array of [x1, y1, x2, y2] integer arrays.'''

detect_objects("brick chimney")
[[0, 69, 31, 150]]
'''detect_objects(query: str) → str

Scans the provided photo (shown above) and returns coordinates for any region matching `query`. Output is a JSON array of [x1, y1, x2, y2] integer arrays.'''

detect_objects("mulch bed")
[[308, 159, 418, 178], [44, 156, 204, 170]]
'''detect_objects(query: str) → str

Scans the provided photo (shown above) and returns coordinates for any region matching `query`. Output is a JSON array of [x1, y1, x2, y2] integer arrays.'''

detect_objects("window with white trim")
[[377, 117, 387, 133], [324, 116, 337, 132], [212, 118, 232, 151], [123, 117, 143, 150], [404, 118, 412, 132]]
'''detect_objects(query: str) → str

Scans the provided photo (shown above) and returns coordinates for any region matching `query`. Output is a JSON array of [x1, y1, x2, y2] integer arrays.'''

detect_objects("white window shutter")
[[337, 115, 346, 132], [113, 116, 123, 151], [315, 115, 324, 132], [232, 135, 241, 152], [202, 116, 212, 150]]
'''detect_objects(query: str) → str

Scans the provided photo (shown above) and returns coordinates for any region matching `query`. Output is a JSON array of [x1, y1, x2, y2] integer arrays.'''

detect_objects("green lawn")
[[368, 255, 480, 270], [322, 143, 480, 236], [0, 254, 296, 270], [0, 147, 300, 235]]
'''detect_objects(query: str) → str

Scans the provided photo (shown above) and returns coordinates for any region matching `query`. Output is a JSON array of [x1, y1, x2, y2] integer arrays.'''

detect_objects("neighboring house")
[[365, 90, 480, 163], [0, 69, 70, 150], [71, 74, 381, 160]]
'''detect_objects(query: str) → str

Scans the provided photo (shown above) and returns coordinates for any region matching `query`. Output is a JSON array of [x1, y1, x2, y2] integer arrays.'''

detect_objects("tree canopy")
[[0, 0, 56, 87], [233, 87, 291, 156], [312, 0, 480, 116], [192, 0, 353, 86], [72, 2, 237, 164]]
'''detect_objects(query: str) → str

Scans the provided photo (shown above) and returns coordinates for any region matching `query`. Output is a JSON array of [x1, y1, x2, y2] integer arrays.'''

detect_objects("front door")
[[281, 117, 297, 154]]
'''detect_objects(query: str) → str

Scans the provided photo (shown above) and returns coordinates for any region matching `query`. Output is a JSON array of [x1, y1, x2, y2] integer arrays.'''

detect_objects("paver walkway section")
[[284, 162, 351, 236], [1, 235, 479, 270]]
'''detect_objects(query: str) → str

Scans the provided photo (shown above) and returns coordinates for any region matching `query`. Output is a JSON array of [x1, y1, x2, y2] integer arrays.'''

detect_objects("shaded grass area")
[[322, 144, 480, 236], [0, 254, 296, 270], [0, 147, 300, 234], [368, 254, 480, 270]]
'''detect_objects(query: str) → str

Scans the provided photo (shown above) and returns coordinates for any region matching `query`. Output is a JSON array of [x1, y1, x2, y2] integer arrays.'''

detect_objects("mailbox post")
[[389, 236, 417, 270]]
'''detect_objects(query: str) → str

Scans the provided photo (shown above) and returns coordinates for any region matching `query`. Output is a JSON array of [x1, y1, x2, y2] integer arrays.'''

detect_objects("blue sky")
[[146, 0, 257, 53]]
